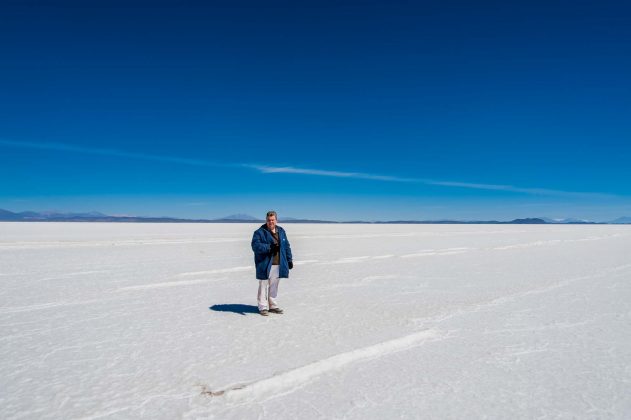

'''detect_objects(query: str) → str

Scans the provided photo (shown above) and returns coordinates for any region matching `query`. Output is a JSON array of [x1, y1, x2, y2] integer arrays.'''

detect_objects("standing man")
[[251, 210, 293, 316]]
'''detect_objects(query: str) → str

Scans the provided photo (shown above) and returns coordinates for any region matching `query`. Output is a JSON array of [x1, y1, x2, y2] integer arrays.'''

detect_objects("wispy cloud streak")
[[0, 139, 240, 169], [246, 164, 418, 182], [248, 165, 615, 199], [0, 139, 614, 199]]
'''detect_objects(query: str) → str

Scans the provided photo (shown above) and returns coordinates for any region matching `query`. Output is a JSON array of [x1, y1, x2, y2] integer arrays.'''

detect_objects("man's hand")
[[288, 261, 293, 270]]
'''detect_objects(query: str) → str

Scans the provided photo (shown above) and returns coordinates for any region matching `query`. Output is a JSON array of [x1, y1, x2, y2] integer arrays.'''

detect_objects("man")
[[251, 211, 293, 316]]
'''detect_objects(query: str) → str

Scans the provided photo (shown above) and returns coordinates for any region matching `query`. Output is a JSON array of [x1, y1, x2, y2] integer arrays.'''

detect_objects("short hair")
[[266, 210, 277, 220]]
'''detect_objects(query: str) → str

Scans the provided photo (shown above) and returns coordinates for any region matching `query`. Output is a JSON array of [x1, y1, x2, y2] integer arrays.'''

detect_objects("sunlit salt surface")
[[1, 222, 630, 419]]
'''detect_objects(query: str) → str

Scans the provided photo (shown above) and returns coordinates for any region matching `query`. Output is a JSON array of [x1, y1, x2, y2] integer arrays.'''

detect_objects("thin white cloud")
[[246, 164, 418, 182], [419, 180, 611, 198], [0, 139, 239, 169], [248, 165, 615, 199], [0, 139, 615, 199]]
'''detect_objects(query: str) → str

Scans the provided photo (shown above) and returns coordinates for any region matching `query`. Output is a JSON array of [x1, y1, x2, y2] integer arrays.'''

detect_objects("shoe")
[[259, 310, 269, 316], [268, 308, 284, 314]]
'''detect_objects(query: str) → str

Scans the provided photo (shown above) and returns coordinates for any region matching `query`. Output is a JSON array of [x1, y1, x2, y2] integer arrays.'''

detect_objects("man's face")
[[266, 215, 277, 231]]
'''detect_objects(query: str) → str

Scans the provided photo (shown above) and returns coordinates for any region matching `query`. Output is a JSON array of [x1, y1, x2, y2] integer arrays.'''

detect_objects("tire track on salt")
[[204, 262, 631, 403], [203, 329, 443, 401]]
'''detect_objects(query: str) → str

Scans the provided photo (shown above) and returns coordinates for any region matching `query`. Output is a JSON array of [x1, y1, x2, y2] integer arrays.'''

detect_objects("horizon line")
[[1, 207, 626, 223]]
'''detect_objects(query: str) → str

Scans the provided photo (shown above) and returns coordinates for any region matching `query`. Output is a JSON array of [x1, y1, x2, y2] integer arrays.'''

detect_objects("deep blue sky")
[[1, 0, 630, 221]]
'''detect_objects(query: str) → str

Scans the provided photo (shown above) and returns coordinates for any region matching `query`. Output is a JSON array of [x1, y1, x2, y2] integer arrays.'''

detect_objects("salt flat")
[[1, 222, 630, 419]]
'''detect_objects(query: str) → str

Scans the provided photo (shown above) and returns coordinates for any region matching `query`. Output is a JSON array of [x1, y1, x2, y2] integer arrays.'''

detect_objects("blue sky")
[[1, 0, 630, 221]]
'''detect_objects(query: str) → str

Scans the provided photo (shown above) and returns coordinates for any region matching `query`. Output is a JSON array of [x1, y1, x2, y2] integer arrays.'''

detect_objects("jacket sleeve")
[[251, 230, 271, 255], [284, 231, 293, 262]]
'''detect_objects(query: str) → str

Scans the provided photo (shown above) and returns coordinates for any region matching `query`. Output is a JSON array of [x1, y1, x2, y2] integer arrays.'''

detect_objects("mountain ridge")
[[2, 208, 629, 224]]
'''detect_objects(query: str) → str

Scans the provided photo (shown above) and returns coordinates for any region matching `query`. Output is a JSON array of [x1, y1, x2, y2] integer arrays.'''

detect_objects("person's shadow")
[[209, 304, 259, 316]]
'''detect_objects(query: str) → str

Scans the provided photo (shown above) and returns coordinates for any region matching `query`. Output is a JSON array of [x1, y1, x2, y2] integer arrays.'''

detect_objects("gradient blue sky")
[[1, 0, 630, 221]]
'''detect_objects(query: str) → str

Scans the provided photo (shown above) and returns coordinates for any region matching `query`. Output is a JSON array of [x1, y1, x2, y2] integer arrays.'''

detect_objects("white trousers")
[[257, 265, 280, 311]]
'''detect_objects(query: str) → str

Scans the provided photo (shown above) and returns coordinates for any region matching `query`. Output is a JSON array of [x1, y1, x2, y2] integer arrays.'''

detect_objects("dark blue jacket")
[[251, 224, 293, 280]]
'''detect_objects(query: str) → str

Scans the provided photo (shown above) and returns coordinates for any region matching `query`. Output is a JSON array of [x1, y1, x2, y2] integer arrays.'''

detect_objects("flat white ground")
[[1, 222, 630, 419]]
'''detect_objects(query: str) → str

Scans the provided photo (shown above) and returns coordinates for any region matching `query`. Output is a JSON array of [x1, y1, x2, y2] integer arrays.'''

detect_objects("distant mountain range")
[[221, 213, 259, 221], [0, 209, 319, 223], [610, 216, 631, 224], [539, 217, 595, 224], [1, 209, 630, 224]]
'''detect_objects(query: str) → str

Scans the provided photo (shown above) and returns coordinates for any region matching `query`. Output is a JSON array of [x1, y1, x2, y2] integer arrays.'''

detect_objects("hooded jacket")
[[251, 224, 293, 280]]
